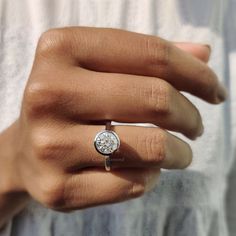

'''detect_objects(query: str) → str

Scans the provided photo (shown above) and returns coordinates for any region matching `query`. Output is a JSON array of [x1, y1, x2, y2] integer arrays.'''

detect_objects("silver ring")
[[94, 121, 120, 171]]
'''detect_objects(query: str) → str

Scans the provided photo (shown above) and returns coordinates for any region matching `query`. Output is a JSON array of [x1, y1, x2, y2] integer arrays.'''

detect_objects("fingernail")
[[217, 83, 228, 103], [203, 44, 211, 53], [202, 44, 211, 62], [198, 124, 204, 137], [190, 124, 204, 140]]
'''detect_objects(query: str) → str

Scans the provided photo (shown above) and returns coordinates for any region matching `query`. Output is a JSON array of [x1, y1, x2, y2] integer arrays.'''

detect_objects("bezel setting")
[[94, 130, 120, 156]]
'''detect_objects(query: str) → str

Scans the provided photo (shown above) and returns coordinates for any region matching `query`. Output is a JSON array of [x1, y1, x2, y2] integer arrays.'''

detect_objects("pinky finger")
[[53, 168, 160, 211]]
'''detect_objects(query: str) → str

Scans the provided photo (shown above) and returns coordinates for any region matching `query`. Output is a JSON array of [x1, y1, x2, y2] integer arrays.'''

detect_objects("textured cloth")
[[0, 0, 236, 235]]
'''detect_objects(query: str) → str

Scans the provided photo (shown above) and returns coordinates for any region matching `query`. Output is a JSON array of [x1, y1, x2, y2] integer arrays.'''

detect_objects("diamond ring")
[[94, 121, 120, 171]]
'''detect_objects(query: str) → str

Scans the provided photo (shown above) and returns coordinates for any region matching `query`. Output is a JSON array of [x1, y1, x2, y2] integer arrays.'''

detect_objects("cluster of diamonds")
[[94, 130, 120, 155]]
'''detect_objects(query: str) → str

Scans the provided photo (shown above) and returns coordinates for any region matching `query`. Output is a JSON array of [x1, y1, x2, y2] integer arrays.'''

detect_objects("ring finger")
[[36, 123, 192, 172]]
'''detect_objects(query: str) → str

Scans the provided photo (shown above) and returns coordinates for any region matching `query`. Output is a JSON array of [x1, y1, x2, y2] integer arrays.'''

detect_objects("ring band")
[[94, 121, 120, 171], [105, 156, 111, 171]]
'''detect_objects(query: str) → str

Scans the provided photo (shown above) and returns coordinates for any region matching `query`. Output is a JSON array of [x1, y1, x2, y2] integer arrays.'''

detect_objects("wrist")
[[0, 120, 25, 195], [0, 121, 30, 229]]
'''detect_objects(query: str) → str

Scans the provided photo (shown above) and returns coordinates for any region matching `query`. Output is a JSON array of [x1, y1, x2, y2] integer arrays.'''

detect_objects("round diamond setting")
[[94, 130, 120, 155]]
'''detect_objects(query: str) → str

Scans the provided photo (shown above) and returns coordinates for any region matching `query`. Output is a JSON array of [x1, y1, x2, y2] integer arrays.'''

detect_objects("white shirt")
[[0, 0, 235, 235]]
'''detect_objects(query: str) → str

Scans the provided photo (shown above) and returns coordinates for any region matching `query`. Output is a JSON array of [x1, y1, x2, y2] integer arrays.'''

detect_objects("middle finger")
[[32, 67, 203, 139]]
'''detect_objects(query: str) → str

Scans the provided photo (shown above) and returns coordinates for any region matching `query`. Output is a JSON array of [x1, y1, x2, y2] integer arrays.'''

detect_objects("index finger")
[[36, 27, 227, 104]]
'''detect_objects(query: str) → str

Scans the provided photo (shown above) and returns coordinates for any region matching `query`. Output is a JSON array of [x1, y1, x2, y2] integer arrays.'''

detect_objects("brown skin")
[[0, 27, 227, 228]]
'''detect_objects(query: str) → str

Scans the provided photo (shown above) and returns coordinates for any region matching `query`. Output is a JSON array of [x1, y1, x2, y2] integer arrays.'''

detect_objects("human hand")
[[2, 27, 226, 212]]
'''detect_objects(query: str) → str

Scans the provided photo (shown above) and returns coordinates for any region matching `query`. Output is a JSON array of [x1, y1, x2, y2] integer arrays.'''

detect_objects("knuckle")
[[142, 36, 170, 69], [24, 82, 46, 104], [40, 177, 66, 209], [37, 28, 68, 56], [31, 127, 76, 162], [147, 81, 172, 117], [23, 82, 59, 119], [142, 129, 167, 164], [32, 131, 56, 161]]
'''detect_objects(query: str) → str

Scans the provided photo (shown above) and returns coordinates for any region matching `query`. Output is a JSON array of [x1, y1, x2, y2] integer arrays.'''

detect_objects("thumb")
[[173, 42, 211, 63]]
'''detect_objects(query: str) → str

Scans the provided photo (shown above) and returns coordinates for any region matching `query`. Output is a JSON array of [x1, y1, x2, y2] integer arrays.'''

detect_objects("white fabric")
[[0, 0, 235, 235]]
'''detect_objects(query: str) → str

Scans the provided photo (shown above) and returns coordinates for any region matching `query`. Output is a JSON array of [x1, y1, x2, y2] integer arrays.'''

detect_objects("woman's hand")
[[0, 27, 226, 223]]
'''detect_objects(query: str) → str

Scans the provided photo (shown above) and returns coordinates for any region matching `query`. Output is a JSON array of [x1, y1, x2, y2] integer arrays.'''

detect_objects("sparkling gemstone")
[[94, 130, 120, 155]]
